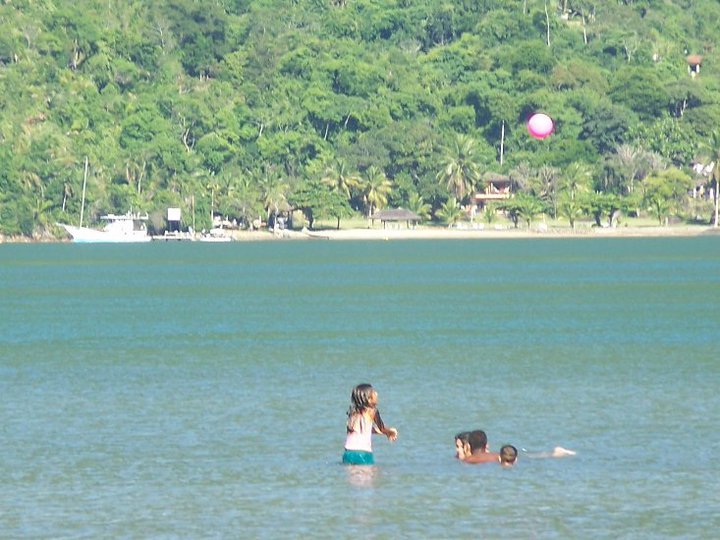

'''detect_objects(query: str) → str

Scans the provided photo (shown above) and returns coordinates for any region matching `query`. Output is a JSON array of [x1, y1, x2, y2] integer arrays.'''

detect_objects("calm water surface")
[[1, 237, 719, 539]]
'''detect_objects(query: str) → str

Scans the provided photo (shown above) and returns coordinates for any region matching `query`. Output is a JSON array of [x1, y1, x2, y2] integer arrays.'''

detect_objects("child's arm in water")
[[372, 409, 398, 441], [524, 446, 576, 458]]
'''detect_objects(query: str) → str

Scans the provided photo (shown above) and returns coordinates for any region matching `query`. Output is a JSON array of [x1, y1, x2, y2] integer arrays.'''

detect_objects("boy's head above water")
[[500, 444, 518, 466]]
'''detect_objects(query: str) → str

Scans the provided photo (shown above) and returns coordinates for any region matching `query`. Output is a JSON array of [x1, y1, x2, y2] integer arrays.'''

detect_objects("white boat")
[[198, 228, 233, 242], [59, 212, 152, 243], [198, 235, 232, 242]]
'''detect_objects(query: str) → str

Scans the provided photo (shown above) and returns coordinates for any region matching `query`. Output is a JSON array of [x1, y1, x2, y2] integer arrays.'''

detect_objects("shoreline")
[[2, 224, 718, 244], [289, 224, 719, 241]]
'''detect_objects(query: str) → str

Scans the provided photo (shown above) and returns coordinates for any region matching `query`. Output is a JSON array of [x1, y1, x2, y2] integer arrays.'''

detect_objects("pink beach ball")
[[527, 113, 554, 140]]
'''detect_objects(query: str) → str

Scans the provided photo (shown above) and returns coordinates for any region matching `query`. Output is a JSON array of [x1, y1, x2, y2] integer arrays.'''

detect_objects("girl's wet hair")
[[347, 383, 386, 432], [349, 383, 375, 413]]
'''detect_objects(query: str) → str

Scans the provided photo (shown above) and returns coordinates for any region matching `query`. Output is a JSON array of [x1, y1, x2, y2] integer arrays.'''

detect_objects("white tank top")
[[344, 414, 373, 452]]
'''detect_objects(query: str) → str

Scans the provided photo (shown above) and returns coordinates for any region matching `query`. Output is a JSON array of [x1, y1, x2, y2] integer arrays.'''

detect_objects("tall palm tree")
[[321, 158, 361, 201], [436, 134, 482, 203], [532, 165, 559, 218], [260, 173, 289, 226], [362, 166, 393, 218], [560, 162, 592, 201]]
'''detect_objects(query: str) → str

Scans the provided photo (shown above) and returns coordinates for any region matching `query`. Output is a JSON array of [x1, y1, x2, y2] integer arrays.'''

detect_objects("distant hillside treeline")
[[1, 0, 719, 236]]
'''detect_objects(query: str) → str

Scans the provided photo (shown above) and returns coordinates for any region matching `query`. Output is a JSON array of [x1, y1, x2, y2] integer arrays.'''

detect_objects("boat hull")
[[60, 224, 152, 243]]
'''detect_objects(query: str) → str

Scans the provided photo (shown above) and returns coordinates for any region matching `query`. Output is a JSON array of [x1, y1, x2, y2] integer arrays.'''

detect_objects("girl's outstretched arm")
[[373, 409, 398, 441]]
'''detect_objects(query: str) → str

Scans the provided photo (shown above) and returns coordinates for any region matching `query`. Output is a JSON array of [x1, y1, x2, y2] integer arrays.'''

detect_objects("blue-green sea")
[[2, 237, 719, 539]]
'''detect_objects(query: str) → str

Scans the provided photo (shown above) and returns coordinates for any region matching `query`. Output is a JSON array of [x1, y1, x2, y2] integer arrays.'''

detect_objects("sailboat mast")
[[80, 156, 88, 227]]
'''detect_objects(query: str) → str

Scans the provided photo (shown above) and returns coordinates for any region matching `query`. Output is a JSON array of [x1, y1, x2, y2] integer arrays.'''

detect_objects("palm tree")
[[436, 134, 482, 203], [436, 197, 465, 227], [20, 170, 53, 232], [321, 158, 361, 201], [21, 171, 43, 198], [259, 173, 289, 227], [558, 195, 585, 230], [560, 162, 592, 201], [361, 166, 393, 217], [405, 193, 431, 222], [516, 194, 546, 230], [231, 173, 263, 228], [33, 197, 54, 232], [215, 169, 238, 220], [501, 194, 545, 229], [532, 165, 559, 218]]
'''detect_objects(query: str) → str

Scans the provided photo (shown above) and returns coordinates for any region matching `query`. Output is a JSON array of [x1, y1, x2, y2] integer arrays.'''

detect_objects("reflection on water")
[[345, 465, 378, 488]]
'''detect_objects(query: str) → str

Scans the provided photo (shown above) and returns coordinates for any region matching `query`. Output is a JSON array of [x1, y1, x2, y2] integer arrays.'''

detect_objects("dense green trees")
[[1, 0, 719, 238]]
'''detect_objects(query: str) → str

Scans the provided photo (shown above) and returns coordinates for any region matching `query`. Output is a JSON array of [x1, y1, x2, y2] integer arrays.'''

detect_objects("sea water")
[[1, 237, 719, 539]]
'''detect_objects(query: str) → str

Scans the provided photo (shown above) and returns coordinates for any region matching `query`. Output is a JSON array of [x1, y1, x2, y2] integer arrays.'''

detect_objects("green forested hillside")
[[1, 0, 719, 237]]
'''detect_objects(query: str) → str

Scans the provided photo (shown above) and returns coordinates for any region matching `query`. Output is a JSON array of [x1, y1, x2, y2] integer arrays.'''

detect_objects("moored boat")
[[59, 212, 152, 243], [198, 228, 233, 242]]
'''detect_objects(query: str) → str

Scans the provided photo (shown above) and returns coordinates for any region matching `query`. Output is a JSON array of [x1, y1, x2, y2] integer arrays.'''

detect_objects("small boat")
[[198, 228, 233, 242], [59, 212, 152, 243]]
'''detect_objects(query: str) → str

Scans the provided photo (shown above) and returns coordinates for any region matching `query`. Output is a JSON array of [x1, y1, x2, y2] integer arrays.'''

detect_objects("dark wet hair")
[[349, 384, 375, 414], [455, 431, 470, 443], [347, 383, 386, 432], [500, 445, 518, 464], [467, 430, 488, 452]]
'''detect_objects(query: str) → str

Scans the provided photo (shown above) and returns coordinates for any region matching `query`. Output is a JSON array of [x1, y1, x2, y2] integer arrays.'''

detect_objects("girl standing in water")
[[342, 383, 398, 465]]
